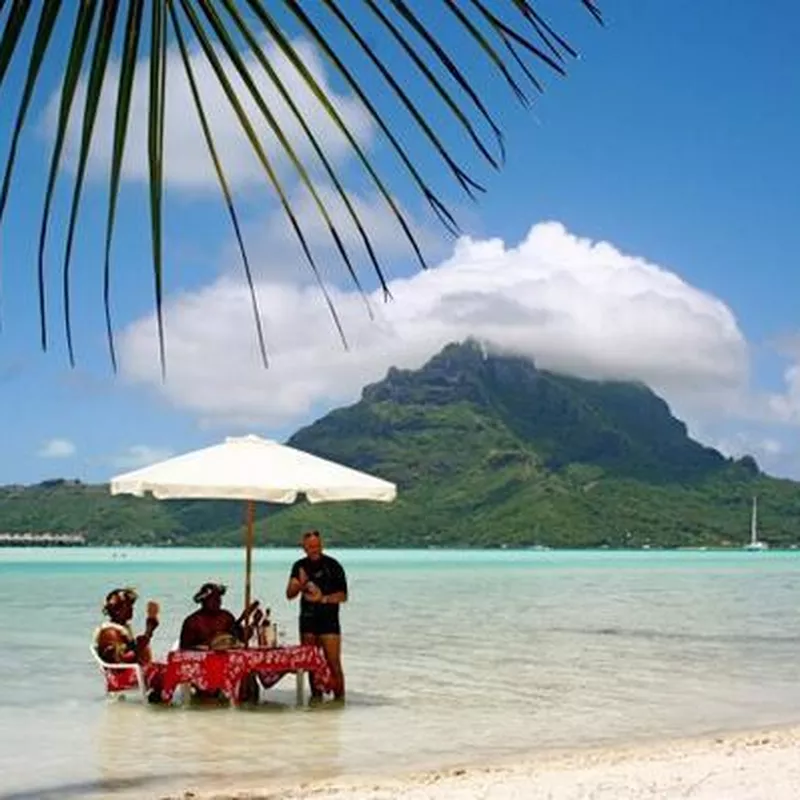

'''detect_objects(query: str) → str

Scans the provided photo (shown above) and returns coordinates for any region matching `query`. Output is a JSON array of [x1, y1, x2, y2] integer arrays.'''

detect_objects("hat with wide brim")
[[193, 582, 227, 603]]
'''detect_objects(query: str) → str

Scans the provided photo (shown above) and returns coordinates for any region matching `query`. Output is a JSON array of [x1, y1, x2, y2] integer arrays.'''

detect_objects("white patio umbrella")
[[110, 434, 396, 606]]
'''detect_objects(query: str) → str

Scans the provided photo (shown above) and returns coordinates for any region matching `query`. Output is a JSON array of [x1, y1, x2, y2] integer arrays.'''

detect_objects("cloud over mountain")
[[120, 221, 749, 428]]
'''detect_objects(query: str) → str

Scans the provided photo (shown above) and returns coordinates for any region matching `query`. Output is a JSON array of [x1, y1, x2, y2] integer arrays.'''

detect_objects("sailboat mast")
[[750, 496, 758, 545]]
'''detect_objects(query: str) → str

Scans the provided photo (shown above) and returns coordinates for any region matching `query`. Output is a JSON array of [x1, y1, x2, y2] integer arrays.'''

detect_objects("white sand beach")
[[168, 725, 800, 800]]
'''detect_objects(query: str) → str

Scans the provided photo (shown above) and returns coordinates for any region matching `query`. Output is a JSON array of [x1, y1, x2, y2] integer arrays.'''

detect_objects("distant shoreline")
[[2, 543, 799, 552], [0, 533, 86, 546]]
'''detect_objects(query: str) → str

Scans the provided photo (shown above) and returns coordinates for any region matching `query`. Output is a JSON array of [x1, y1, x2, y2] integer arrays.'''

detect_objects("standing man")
[[286, 530, 348, 701]]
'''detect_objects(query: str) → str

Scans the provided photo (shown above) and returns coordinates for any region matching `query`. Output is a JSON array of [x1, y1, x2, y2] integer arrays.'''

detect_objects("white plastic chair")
[[89, 645, 148, 701]]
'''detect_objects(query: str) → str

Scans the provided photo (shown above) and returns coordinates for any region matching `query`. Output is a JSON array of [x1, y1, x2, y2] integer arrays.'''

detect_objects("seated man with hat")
[[178, 582, 259, 703], [179, 582, 253, 650]]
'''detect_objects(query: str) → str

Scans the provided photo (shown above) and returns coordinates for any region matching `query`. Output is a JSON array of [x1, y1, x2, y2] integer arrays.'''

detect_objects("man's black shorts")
[[299, 613, 341, 636]]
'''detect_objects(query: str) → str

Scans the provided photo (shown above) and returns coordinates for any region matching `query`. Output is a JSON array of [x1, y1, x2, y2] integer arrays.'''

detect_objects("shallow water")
[[0, 547, 798, 799]]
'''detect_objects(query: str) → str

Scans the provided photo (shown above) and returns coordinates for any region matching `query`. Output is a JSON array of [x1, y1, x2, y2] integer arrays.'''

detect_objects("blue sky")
[[1, 1, 799, 484]]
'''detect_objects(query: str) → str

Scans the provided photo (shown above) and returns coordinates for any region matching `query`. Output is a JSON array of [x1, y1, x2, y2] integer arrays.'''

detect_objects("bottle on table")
[[266, 619, 277, 648], [257, 607, 278, 648]]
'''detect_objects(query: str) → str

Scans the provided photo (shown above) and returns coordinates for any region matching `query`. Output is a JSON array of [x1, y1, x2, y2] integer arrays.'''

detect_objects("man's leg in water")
[[319, 633, 344, 700], [301, 632, 322, 698], [239, 671, 260, 704]]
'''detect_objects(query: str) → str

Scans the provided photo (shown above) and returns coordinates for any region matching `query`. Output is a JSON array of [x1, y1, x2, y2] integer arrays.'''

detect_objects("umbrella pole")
[[244, 499, 255, 613]]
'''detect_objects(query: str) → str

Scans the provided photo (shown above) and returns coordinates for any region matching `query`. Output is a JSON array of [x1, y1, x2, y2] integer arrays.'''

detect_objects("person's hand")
[[298, 567, 309, 588], [239, 599, 260, 623], [304, 582, 323, 603], [134, 635, 153, 662]]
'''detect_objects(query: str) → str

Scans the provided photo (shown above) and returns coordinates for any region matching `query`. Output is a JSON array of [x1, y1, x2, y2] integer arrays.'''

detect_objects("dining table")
[[159, 644, 334, 705]]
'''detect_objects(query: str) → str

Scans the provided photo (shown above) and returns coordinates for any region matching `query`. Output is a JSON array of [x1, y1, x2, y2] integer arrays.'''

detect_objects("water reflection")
[[92, 692, 346, 798]]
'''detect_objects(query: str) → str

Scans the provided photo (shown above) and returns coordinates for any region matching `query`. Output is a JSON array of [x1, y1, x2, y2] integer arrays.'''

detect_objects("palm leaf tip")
[[169, 0, 269, 367], [37, 1, 97, 353], [581, 0, 604, 25], [62, 0, 122, 367], [148, 0, 168, 377], [103, 0, 146, 373]]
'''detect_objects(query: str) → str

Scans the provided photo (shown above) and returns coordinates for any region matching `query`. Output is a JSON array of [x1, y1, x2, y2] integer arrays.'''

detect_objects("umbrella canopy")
[[110, 434, 397, 504], [110, 434, 396, 609]]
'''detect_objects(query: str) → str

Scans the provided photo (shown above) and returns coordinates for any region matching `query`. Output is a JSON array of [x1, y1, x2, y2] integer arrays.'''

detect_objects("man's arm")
[[319, 590, 347, 605], [134, 617, 158, 662], [321, 562, 348, 605], [222, 610, 248, 642], [286, 564, 307, 600], [233, 601, 259, 642]]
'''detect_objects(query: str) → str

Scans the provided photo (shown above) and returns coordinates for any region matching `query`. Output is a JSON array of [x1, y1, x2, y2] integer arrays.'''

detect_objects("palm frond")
[[442, 0, 528, 106], [167, 0, 269, 367], [243, 0, 427, 279], [0, 1, 60, 331], [176, 0, 348, 348], [0, 1, 602, 367], [38, 1, 97, 353], [0, 1, 32, 99], [365, 0, 501, 171], [218, 0, 386, 305], [62, 0, 120, 366], [324, 0, 487, 201], [103, 0, 145, 371], [196, 0, 370, 320], [148, 0, 168, 375], [282, 0, 462, 235], [386, 0, 507, 163]]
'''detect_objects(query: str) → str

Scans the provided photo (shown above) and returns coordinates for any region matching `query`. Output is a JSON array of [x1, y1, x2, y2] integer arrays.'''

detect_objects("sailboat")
[[744, 495, 768, 551]]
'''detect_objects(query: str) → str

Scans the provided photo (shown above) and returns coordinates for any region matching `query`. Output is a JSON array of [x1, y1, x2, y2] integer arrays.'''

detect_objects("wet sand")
[[164, 724, 799, 799]]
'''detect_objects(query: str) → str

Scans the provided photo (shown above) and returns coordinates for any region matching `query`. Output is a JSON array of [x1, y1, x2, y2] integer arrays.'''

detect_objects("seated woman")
[[94, 587, 164, 702]]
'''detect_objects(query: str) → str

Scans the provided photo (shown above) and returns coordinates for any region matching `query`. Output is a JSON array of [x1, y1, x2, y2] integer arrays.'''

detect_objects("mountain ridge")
[[2, 340, 798, 549]]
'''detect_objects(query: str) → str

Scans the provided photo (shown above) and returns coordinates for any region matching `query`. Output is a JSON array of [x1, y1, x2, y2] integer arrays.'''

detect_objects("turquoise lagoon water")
[[0, 547, 798, 799]]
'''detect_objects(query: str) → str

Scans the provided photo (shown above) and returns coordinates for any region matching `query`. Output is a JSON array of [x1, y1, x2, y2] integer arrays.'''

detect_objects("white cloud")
[[765, 364, 800, 424], [691, 421, 800, 479], [37, 439, 77, 459], [119, 221, 749, 429], [43, 38, 372, 190], [110, 445, 174, 470], [707, 431, 782, 461]]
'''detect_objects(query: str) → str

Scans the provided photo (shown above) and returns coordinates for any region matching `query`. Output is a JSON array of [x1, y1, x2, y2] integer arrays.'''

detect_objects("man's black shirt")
[[290, 554, 347, 635]]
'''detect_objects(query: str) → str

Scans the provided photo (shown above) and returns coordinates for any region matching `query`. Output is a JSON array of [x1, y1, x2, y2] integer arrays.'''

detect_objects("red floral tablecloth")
[[160, 645, 333, 703], [103, 662, 165, 694]]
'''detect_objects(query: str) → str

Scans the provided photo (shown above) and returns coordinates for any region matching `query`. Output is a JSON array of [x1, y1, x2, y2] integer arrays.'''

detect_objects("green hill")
[[2, 341, 799, 548]]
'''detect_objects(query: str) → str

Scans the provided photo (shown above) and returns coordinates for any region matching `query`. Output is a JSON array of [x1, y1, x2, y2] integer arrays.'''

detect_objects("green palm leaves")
[[0, 1, 601, 369]]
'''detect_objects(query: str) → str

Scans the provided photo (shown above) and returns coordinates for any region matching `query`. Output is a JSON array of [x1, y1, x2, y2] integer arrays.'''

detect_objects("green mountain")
[[2, 341, 799, 548]]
